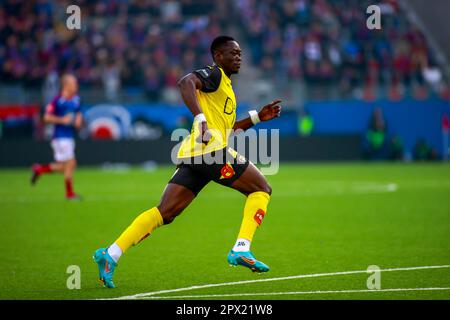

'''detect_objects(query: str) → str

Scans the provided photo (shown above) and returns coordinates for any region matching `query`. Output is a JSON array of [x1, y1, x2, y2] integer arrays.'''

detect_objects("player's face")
[[217, 41, 242, 74], [66, 77, 79, 95]]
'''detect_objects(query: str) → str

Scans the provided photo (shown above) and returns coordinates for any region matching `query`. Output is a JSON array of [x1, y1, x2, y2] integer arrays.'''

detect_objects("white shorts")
[[51, 138, 75, 162]]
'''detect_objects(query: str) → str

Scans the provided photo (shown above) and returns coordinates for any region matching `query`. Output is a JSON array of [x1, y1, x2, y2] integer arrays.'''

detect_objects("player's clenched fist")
[[196, 121, 212, 145]]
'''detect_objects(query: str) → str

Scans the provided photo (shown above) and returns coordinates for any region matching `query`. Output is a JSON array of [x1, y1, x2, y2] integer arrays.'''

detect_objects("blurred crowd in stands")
[[0, 0, 449, 103], [236, 0, 448, 100], [0, 0, 228, 102]]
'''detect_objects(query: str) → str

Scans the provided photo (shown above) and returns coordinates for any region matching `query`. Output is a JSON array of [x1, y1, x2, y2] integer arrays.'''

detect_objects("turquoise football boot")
[[227, 250, 270, 273], [93, 248, 117, 288]]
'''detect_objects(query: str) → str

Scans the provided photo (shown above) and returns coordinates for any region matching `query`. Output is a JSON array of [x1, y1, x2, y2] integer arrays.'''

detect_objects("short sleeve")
[[193, 66, 222, 93], [74, 95, 81, 112], [45, 96, 58, 114]]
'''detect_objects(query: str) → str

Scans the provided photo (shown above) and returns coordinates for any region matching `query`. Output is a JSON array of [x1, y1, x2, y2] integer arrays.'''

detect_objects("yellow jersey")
[[177, 65, 237, 158]]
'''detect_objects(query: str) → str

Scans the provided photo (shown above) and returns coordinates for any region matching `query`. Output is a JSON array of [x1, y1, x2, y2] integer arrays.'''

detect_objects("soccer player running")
[[31, 74, 83, 200], [94, 36, 282, 288]]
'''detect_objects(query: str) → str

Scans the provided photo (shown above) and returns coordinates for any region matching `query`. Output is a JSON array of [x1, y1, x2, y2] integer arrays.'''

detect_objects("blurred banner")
[[0, 104, 40, 139], [78, 102, 276, 140], [80, 103, 197, 140], [0, 98, 448, 164], [78, 99, 450, 156], [306, 98, 450, 157]]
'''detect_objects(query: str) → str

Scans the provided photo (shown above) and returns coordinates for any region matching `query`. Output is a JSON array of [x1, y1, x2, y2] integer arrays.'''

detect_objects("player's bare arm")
[[73, 112, 83, 129], [233, 99, 283, 131], [43, 106, 74, 126], [177, 73, 211, 144]]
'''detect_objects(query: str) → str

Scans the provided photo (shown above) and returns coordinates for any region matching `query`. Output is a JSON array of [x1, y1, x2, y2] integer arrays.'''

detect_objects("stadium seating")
[[0, 0, 448, 103]]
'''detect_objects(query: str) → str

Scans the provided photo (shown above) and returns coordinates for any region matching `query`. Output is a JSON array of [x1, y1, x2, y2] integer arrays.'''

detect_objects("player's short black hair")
[[210, 35, 235, 60]]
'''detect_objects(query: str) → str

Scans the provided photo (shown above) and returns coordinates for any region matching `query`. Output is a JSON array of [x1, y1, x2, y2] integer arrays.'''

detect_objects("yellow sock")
[[237, 191, 270, 242], [115, 207, 163, 253]]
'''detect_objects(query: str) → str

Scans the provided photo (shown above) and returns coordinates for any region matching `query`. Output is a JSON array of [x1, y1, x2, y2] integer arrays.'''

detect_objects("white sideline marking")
[[142, 287, 450, 299], [110, 265, 450, 300]]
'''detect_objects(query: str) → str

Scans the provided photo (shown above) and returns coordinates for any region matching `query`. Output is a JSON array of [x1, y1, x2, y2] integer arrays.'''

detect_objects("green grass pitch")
[[0, 163, 449, 300]]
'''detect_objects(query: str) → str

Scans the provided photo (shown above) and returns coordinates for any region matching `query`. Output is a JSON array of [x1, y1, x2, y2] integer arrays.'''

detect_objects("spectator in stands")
[[389, 135, 404, 161], [365, 107, 387, 160], [143, 66, 162, 102], [413, 138, 430, 161], [0, 0, 447, 103], [298, 108, 314, 137], [42, 69, 59, 105], [413, 138, 438, 161], [102, 59, 121, 102]]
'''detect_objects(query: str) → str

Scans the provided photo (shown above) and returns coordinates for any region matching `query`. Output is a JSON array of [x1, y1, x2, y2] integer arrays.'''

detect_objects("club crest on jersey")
[[254, 209, 266, 226], [220, 162, 235, 179]]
